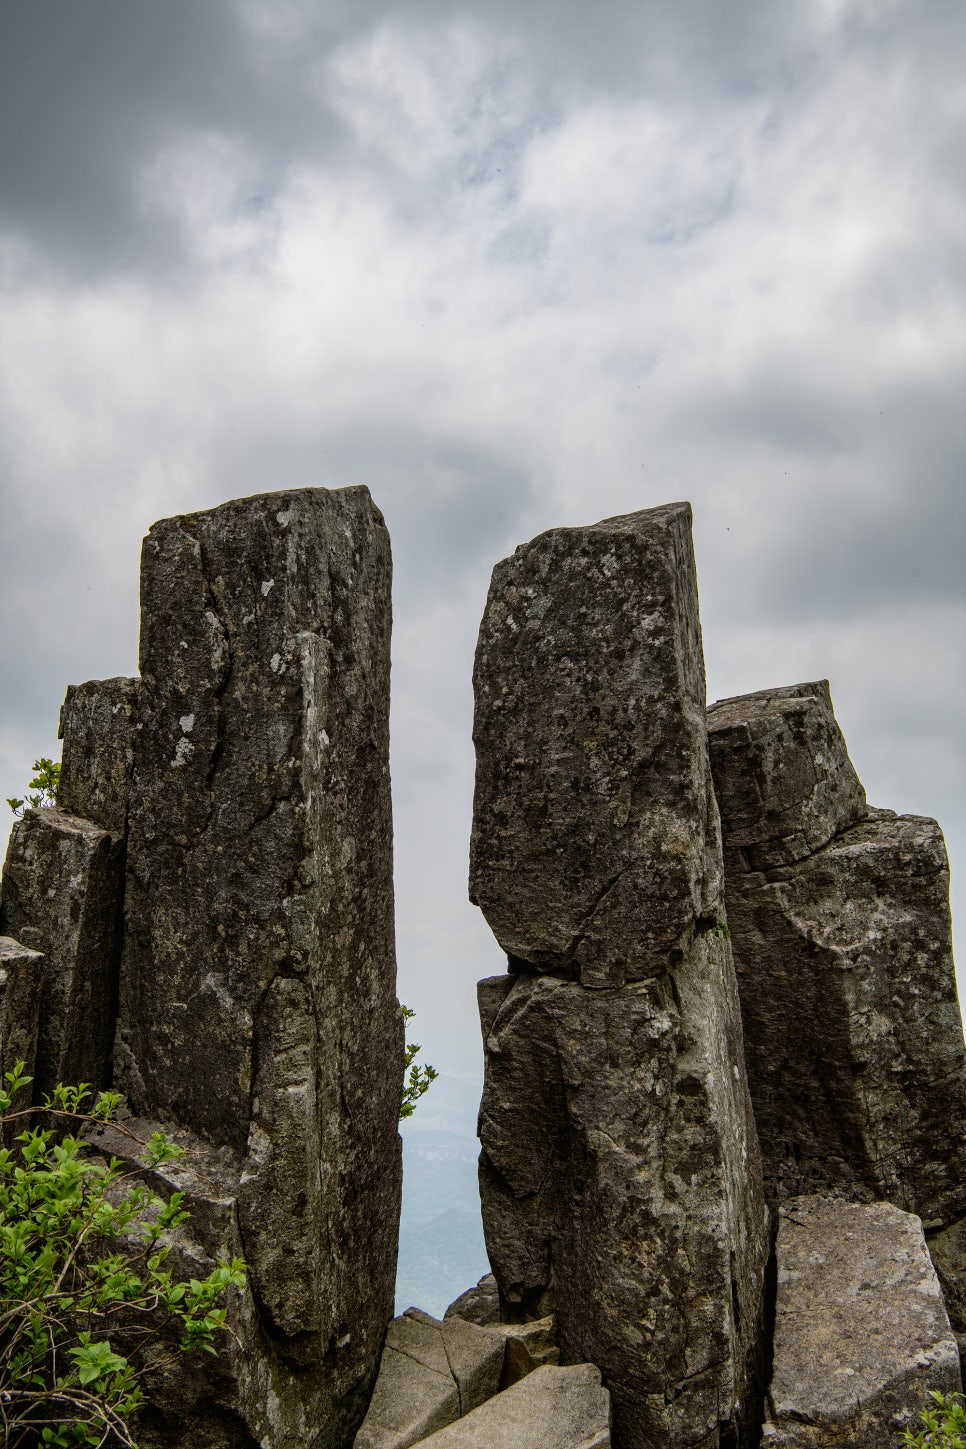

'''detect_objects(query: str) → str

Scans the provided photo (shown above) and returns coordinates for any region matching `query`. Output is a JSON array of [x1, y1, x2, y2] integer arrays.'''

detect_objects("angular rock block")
[[353, 1309, 504, 1449], [707, 681, 866, 871], [0, 808, 124, 1099], [763, 1197, 961, 1449], [470, 502, 724, 989], [445, 1274, 501, 1326], [443, 1282, 559, 1388], [479, 965, 767, 1449], [472, 505, 768, 1449], [0, 935, 43, 1119], [58, 676, 140, 835], [415, 1363, 611, 1449], [114, 487, 403, 1445], [708, 680, 966, 1345]]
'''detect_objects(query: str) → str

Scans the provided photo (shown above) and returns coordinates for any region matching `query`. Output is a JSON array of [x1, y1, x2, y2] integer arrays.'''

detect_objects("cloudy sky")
[[1, 0, 963, 1083]]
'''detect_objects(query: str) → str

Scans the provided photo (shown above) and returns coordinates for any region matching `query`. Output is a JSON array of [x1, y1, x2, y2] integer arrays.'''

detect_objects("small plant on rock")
[[399, 1006, 438, 1120], [7, 758, 61, 816], [0, 1063, 245, 1448], [904, 1390, 966, 1448]]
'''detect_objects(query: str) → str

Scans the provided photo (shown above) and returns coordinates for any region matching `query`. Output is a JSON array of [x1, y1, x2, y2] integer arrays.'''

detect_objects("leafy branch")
[[399, 1006, 438, 1120], [7, 758, 61, 817], [0, 1066, 245, 1448]]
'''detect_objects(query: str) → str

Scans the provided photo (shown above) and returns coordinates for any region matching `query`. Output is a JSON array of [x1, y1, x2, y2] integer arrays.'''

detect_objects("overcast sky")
[[1, 0, 963, 1082]]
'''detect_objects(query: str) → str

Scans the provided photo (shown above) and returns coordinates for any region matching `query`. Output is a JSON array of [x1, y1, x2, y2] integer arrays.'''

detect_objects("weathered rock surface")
[[0, 808, 124, 1099], [472, 506, 769, 1449], [763, 1197, 961, 1448], [445, 1278, 558, 1387], [0, 935, 43, 1118], [58, 676, 140, 834], [708, 680, 966, 1346], [445, 1274, 501, 1326], [707, 681, 866, 871], [353, 1308, 504, 1449], [478, 965, 767, 1448], [470, 502, 724, 989], [111, 486, 403, 1447], [414, 1363, 611, 1449]]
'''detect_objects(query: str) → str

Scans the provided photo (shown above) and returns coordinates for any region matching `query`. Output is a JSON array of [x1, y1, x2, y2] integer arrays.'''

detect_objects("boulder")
[[414, 1362, 611, 1449], [353, 1308, 504, 1449], [445, 1274, 501, 1326], [110, 486, 403, 1447], [471, 505, 769, 1449], [58, 676, 140, 835], [763, 1197, 961, 1448], [0, 808, 124, 1099]]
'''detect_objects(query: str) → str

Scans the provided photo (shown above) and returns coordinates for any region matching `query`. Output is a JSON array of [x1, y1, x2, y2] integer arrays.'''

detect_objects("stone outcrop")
[[471, 505, 769, 1449], [415, 1363, 611, 1449], [444, 1274, 500, 1326], [0, 807, 124, 1099], [0, 935, 43, 1118], [763, 1197, 961, 1448], [707, 681, 966, 1349], [0, 485, 404, 1449], [353, 1309, 504, 1449], [58, 676, 140, 834]]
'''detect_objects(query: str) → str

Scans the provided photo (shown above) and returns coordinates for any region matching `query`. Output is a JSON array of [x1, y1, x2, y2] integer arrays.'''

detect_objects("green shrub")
[[7, 758, 61, 816], [400, 1005, 438, 1120], [904, 1390, 966, 1448], [0, 1065, 244, 1448]]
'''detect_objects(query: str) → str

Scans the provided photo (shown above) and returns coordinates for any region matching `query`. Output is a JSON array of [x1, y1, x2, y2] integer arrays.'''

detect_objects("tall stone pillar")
[[111, 486, 403, 1448], [707, 681, 966, 1353], [470, 504, 769, 1449]]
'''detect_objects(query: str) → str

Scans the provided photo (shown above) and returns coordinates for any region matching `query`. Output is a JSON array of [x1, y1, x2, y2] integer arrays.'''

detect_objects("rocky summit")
[[1, 492, 963, 1449]]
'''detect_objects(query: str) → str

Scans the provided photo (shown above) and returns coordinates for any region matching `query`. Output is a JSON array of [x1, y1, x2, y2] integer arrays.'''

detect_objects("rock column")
[[471, 504, 769, 1449], [707, 681, 966, 1350], [111, 486, 403, 1446]]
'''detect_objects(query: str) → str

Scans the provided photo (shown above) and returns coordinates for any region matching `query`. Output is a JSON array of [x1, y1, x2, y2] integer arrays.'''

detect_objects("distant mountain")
[[394, 1075, 490, 1318]]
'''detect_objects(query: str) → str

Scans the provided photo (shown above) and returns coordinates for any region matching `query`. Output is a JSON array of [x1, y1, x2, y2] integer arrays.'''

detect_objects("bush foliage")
[[0, 1065, 244, 1448]]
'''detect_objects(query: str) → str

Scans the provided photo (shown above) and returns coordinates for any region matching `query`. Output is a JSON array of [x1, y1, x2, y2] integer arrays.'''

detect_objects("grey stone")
[[470, 502, 724, 990], [763, 1197, 961, 1449], [58, 677, 140, 835], [708, 680, 966, 1343], [720, 808, 966, 1220], [0, 935, 44, 1120], [0, 808, 124, 1099], [471, 505, 768, 1449], [482, 1317, 560, 1388], [478, 967, 768, 1449], [707, 681, 866, 870], [444, 1273, 501, 1326], [113, 486, 402, 1446], [414, 1363, 611, 1449], [353, 1309, 504, 1449]]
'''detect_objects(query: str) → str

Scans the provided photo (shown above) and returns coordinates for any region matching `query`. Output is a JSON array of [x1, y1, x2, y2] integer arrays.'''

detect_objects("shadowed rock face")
[[708, 680, 966, 1351], [0, 807, 124, 1099], [471, 504, 768, 1449]]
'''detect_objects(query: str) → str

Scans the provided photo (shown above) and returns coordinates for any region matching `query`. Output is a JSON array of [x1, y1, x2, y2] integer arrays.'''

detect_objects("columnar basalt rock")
[[763, 1197, 961, 1449], [108, 486, 404, 1445], [707, 681, 966, 1349], [0, 934, 43, 1118], [0, 807, 124, 1100], [471, 505, 769, 1449], [58, 676, 140, 835]]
